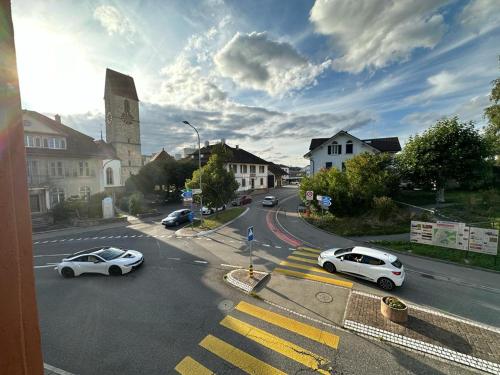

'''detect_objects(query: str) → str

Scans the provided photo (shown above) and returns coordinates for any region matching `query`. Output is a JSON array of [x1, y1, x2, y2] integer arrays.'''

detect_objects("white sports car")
[[56, 246, 144, 278]]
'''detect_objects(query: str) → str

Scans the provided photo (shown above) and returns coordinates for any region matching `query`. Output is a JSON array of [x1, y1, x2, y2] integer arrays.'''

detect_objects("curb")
[[344, 320, 499, 374], [175, 207, 249, 238], [225, 269, 270, 293]]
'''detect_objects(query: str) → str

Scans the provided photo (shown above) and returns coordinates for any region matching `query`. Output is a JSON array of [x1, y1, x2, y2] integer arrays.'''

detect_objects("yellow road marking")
[[280, 260, 330, 274], [297, 246, 323, 254], [293, 250, 319, 258], [175, 356, 213, 375], [287, 255, 319, 264], [220, 316, 330, 375], [199, 335, 286, 374], [274, 268, 353, 288], [235, 301, 340, 349]]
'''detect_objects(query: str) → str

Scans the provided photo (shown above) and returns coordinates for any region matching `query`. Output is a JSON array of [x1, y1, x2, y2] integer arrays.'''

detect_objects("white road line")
[[137, 235, 143, 238], [130, 235, 136, 238], [220, 264, 243, 268], [50, 240, 58, 243], [33, 253, 69, 258], [167, 257, 181, 261], [123, 235, 128, 238], [44, 363, 75, 375], [60, 239, 66, 242], [115, 235, 122, 238], [288, 248, 295, 251], [68, 239, 74, 241], [274, 246, 282, 249], [205, 238, 212, 241], [41, 241, 48, 243], [107, 236, 114, 238], [194, 260, 208, 264], [33, 241, 40, 244], [76, 238, 82, 241], [160, 235, 166, 238], [100, 236, 107, 239], [34, 265, 55, 269], [263, 244, 271, 247], [92, 237, 99, 239], [83, 237, 89, 240], [167, 235, 173, 238], [229, 240, 234, 243]]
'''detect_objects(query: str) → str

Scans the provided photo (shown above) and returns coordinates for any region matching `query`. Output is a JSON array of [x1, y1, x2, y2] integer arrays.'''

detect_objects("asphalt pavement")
[[33, 187, 492, 374]]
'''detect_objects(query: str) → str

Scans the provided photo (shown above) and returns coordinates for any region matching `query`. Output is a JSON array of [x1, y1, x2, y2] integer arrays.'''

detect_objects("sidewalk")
[[344, 290, 500, 374]]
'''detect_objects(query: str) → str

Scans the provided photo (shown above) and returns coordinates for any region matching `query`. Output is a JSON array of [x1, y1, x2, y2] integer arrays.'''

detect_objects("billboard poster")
[[433, 221, 469, 250], [410, 221, 434, 245], [468, 227, 499, 255]]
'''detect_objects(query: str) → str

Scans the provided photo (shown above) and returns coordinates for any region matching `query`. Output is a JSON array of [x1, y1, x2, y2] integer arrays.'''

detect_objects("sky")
[[11, 0, 500, 166]]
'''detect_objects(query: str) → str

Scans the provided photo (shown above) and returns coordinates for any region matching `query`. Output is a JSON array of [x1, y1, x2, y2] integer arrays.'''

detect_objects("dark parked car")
[[161, 209, 192, 227], [231, 195, 252, 206]]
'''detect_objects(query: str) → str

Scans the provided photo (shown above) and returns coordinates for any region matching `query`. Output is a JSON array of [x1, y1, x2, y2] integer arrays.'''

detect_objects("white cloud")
[[93, 5, 135, 41], [310, 0, 447, 74], [406, 71, 462, 104], [459, 0, 500, 32], [214, 32, 331, 96]]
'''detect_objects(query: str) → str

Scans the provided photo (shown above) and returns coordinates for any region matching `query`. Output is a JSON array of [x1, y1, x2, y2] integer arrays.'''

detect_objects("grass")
[[303, 206, 419, 237], [373, 240, 500, 271], [192, 207, 246, 230]]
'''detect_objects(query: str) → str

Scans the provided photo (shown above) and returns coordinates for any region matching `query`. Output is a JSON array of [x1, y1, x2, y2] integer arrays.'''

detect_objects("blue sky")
[[12, 0, 500, 166]]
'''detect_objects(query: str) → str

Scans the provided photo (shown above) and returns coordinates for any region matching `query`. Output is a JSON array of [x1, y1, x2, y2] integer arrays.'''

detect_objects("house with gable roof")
[[304, 130, 401, 175]]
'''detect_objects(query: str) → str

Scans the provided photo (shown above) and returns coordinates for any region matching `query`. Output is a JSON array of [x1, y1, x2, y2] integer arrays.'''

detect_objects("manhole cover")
[[316, 292, 333, 303], [217, 299, 234, 311]]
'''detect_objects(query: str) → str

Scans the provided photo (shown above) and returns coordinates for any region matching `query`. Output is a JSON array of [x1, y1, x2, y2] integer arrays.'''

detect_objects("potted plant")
[[381, 296, 408, 323]]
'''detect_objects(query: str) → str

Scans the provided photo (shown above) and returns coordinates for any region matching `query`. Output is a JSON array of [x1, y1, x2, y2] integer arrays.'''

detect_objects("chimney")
[[54, 114, 61, 123], [204, 141, 209, 147], [235, 145, 239, 149]]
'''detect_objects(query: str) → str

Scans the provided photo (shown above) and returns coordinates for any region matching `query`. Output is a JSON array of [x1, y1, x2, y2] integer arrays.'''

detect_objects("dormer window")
[[328, 141, 342, 155], [346, 140, 353, 154]]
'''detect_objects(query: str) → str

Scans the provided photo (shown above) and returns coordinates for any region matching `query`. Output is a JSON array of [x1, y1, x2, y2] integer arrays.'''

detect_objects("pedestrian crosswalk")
[[174, 300, 339, 374], [274, 247, 354, 288]]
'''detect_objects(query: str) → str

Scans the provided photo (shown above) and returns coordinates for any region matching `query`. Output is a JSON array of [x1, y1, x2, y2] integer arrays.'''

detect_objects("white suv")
[[317, 246, 405, 290]]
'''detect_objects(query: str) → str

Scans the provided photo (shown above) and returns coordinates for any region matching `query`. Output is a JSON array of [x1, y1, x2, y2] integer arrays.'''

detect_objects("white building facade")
[[305, 131, 401, 175], [226, 163, 268, 191]]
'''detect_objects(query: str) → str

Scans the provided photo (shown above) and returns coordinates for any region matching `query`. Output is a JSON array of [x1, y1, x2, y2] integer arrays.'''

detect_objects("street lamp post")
[[182, 121, 203, 226]]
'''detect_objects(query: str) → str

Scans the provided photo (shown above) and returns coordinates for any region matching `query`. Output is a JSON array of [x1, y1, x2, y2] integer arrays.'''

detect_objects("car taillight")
[[392, 271, 401, 276]]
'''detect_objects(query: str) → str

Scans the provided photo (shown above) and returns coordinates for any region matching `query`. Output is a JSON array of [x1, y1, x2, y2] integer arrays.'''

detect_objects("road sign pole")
[[249, 240, 253, 278]]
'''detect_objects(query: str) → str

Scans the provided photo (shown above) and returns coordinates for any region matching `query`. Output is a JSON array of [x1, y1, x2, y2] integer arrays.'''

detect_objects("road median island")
[[372, 240, 500, 272], [344, 290, 500, 374], [225, 268, 270, 293], [175, 207, 247, 237]]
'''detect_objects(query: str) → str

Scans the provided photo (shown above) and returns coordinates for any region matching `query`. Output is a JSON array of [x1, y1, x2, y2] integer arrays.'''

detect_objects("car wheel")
[[378, 277, 395, 291], [109, 265, 122, 276], [323, 262, 336, 273], [61, 267, 75, 278]]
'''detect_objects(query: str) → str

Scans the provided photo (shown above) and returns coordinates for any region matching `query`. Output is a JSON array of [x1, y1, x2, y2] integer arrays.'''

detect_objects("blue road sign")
[[247, 226, 254, 242], [321, 196, 332, 207], [181, 191, 193, 199]]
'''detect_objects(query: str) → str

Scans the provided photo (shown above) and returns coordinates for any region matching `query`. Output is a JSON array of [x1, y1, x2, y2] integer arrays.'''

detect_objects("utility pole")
[[182, 121, 203, 226]]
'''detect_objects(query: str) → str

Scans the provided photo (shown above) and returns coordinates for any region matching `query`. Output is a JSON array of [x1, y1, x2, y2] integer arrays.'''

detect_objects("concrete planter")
[[381, 296, 408, 323]]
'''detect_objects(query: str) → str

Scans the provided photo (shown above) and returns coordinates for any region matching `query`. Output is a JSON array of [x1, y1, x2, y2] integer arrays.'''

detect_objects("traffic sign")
[[306, 191, 314, 201], [321, 196, 332, 207], [316, 195, 323, 201], [181, 191, 193, 199], [192, 189, 202, 195], [247, 226, 254, 242]]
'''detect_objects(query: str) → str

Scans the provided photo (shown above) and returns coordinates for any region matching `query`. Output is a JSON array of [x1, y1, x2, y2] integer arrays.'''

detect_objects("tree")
[[299, 152, 398, 216], [185, 151, 238, 213], [484, 77, 500, 163], [397, 117, 490, 202]]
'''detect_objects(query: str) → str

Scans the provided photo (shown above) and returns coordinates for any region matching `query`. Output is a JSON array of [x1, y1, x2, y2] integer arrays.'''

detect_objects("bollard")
[[249, 264, 254, 279]]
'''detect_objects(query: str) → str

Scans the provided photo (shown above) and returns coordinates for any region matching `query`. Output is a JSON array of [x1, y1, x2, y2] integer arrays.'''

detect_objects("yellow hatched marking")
[[293, 250, 319, 258], [235, 301, 340, 349], [297, 246, 322, 254], [274, 268, 353, 289], [280, 260, 330, 274], [220, 316, 330, 375], [199, 335, 285, 375], [175, 356, 214, 375], [288, 255, 320, 265]]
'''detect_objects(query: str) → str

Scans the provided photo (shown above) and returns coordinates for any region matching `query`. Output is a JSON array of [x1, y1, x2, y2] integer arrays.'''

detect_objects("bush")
[[119, 196, 129, 211], [372, 196, 397, 221], [128, 192, 144, 215]]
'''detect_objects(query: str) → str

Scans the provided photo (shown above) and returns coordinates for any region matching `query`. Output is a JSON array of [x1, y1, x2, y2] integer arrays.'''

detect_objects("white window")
[[241, 178, 246, 187], [250, 165, 256, 173], [50, 161, 56, 176], [26, 135, 34, 147], [329, 141, 341, 155], [51, 188, 65, 205], [57, 161, 63, 176], [231, 164, 238, 173], [79, 161, 84, 176], [35, 137, 41, 147], [60, 139, 66, 149], [106, 167, 114, 185], [43, 138, 48, 148], [48, 138, 55, 148], [79, 186, 91, 201], [259, 166, 265, 173], [346, 140, 353, 154], [240, 165, 247, 174], [260, 178, 264, 186]]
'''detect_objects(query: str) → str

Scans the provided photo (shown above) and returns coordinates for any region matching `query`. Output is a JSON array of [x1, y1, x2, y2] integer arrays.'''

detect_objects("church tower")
[[104, 68, 142, 183]]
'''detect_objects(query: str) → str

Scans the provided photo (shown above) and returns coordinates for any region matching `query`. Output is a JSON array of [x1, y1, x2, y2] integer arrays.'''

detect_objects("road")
[[33, 187, 496, 374]]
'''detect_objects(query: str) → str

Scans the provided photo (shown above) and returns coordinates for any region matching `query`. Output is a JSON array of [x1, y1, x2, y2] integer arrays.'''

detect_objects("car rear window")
[[391, 259, 402, 269]]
